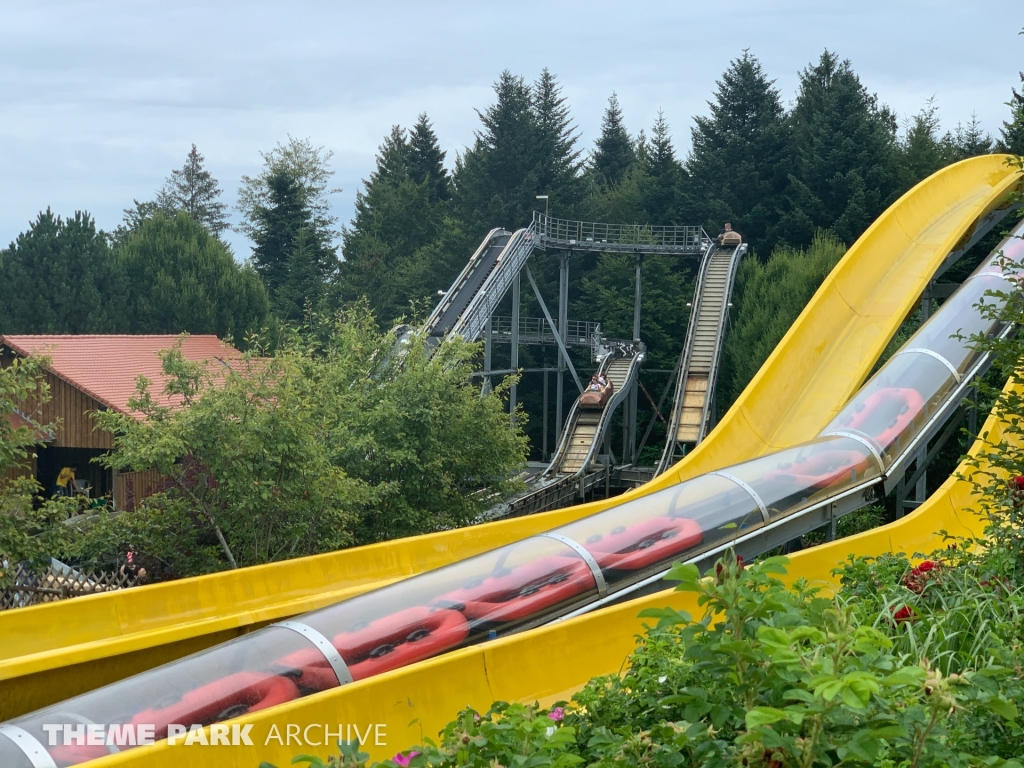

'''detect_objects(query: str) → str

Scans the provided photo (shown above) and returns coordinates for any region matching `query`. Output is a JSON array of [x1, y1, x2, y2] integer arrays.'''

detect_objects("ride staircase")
[[656, 241, 746, 475]]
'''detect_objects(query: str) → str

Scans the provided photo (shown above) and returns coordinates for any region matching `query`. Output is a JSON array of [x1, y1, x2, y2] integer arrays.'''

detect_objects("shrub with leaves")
[[0, 355, 78, 587], [80, 309, 527, 576]]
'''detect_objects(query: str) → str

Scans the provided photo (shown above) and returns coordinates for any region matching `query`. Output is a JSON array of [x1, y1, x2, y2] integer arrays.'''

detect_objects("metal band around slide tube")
[[273, 620, 353, 685], [975, 270, 1016, 284], [820, 430, 887, 473], [539, 533, 608, 596], [895, 348, 961, 384], [711, 471, 770, 524], [0, 725, 58, 768]]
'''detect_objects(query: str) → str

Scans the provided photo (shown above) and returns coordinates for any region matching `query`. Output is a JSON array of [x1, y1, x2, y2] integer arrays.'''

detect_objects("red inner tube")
[[584, 516, 704, 570], [837, 387, 924, 448], [335, 607, 470, 681], [438, 556, 597, 622], [133, 671, 300, 739], [764, 449, 873, 490]]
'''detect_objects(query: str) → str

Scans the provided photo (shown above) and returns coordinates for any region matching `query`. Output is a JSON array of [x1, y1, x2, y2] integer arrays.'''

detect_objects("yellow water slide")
[[0, 155, 1017, 720]]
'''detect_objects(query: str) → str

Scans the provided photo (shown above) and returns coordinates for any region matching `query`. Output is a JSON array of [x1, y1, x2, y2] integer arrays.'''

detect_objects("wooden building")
[[0, 335, 242, 509]]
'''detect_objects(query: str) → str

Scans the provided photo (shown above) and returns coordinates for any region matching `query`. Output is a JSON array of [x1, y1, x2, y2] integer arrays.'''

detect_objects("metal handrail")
[[533, 212, 710, 254], [423, 228, 506, 337], [450, 224, 539, 342], [488, 317, 599, 347]]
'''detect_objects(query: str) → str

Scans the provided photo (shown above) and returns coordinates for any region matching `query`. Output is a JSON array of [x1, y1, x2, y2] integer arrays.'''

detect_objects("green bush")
[[75, 309, 528, 577]]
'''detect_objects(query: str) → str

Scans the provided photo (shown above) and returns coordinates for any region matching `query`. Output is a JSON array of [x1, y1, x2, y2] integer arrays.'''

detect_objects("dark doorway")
[[35, 446, 113, 500]]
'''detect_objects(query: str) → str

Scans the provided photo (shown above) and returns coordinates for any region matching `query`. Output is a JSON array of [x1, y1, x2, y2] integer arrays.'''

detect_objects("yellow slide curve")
[[0, 156, 1018, 724]]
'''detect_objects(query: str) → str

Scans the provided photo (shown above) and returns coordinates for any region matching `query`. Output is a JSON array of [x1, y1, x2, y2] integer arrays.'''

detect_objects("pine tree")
[[453, 70, 540, 234], [944, 113, 993, 160], [684, 51, 788, 251], [532, 68, 584, 216], [117, 212, 270, 345], [156, 145, 230, 235], [0, 210, 123, 333], [778, 50, 898, 247], [1000, 72, 1024, 155], [592, 93, 636, 188], [340, 124, 467, 326], [407, 114, 450, 203], [249, 169, 338, 323], [373, 126, 411, 188], [896, 100, 945, 189], [643, 111, 684, 223]]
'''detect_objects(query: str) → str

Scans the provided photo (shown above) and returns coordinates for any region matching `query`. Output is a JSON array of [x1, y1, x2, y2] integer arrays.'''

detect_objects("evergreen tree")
[[155, 144, 230, 236], [684, 51, 788, 251], [643, 111, 684, 223], [532, 68, 584, 216], [777, 50, 898, 247], [1000, 72, 1024, 155], [896, 100, 945, 189], [719, 232, 846, 408], [117, 212, 270, 346], [109, 200, 162, 249], [592, 93, 636, 188], [453, 71, 540, 234], [341, 125, 468, 326], [407, 114, 451, 203], [249, 169, 338, 323], [373, 125, 412, 188], [944, 114, 993, 161], [0, 210, 123, 333], [237, 137, 340, 244]]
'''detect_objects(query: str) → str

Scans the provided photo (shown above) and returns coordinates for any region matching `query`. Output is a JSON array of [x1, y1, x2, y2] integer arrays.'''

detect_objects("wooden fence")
[[113, 468, 165, 511], [0, 561, 140, 611]]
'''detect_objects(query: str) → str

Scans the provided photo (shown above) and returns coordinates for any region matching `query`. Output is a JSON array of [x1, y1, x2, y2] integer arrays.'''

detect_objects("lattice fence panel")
[[0, 562, 140, 610]]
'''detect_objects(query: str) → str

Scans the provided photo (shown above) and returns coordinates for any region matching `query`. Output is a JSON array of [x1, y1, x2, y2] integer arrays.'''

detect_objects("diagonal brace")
[[524, 265, 584, 393]]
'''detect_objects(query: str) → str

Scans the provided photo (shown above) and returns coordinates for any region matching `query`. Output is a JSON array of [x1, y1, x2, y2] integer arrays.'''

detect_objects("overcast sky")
[[1, 0, 1021, 257]]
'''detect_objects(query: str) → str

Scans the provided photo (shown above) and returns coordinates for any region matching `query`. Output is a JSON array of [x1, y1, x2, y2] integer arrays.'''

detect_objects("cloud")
[[1, 0, 1020, 256]]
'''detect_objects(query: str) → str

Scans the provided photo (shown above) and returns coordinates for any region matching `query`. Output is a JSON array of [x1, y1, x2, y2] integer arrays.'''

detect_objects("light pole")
[[536, 194, 549, 221]]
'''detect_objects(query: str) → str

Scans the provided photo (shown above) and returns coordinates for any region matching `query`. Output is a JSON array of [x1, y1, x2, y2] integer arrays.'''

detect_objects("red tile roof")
[[0, 335, 243, 418]]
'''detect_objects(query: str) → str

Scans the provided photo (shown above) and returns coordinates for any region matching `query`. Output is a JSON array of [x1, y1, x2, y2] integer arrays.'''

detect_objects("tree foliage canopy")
[[0, 209, 124, 334], [155, 144, 230, 236], [84, 313, 528, 576], [116, 211, 271, 346]]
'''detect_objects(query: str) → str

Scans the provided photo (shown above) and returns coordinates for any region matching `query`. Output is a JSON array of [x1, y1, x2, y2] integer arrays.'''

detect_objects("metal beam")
[[896, 407, 966, 515], [524, 264, 583, 393], [482, 316, 492, 394], [510, 272, 520, 422], [557, 253, 569, 442]]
